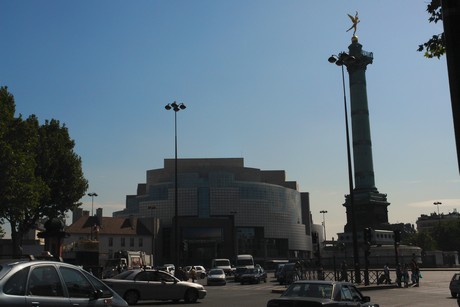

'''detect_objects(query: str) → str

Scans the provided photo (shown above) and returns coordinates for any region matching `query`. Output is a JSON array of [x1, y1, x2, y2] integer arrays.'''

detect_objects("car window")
[[340, 285, 354, 301], [135, 271, 151, 281], [158, 271, 175, 282], [84, 272, 114, 298], [112, 270, 135, 280], [60, 267, 94, 298], [348, 285, 363, 301], [283, 284, 302, 297], [28, 265, 64, 297], [4, 266, 29, 296]]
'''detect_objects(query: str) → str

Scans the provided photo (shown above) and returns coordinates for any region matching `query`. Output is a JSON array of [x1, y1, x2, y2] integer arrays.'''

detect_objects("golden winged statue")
[[346, 11, 360, 36]]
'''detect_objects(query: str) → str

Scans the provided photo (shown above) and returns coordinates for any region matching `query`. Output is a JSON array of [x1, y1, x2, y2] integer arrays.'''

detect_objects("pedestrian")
[[190, 266, 197, 283], [411, 255, 420, 287], [340, 261, 348, 282], [403, 264, 410, 288], [396, 263, 402, 287], [383, 263, 391, 284], [295, 261, 302, 280]]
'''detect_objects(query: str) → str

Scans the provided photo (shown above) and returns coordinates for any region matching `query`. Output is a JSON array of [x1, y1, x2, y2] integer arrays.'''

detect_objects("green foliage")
[[431, 220, 460, 252], [403, 231, 438, 251], [0, 86, 88, 255], [418, 0, 446, 59], [405, 219, 460, 253]]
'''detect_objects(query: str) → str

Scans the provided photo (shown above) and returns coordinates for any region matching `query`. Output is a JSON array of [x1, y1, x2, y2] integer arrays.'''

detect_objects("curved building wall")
[[116, 158, 312, 264]]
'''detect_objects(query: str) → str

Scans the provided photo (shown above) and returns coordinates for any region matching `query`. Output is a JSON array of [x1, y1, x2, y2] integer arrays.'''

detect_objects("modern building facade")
[[113, 158, 313, 266]]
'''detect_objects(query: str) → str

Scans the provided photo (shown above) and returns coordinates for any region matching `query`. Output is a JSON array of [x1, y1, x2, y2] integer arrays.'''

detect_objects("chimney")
[[96, 208, 103, 226]]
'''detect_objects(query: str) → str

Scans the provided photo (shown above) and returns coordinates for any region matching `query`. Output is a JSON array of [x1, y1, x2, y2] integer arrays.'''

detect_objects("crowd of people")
[[394, 256, 421, 288]]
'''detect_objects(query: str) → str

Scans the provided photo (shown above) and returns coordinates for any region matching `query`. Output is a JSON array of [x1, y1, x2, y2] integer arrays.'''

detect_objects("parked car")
[[184, 265, 207, 279], [0, 257, 128, 307], [206, 268, 227, 286], [449, 272, 460, 297], [156, 264, 175, 275], [104, 268, 206, 304], [240, 267, 267, 284], [267, 280, 379, 307]]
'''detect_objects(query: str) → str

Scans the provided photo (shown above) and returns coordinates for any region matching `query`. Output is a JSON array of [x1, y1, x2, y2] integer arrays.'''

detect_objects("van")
[[236, 254, 254, 269], [211, 258, 232, 275]]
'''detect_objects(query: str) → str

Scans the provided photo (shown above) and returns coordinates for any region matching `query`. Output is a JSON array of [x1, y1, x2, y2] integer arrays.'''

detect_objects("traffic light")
[[364, 228, 373, 245]]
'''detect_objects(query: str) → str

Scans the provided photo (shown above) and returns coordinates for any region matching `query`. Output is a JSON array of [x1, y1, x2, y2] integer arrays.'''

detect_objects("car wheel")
[[184, 289, 198, 303], [451, 291, 458, 298], [124, 290, 139, 305]]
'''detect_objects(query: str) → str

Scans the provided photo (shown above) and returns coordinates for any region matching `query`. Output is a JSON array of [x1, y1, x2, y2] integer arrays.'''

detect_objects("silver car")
[[0, 258, 128, 307], [104, 269, 207, 305]]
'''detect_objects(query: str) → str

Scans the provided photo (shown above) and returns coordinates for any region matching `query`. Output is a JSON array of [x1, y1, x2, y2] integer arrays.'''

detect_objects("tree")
[[402, 231, 438, 252], [0, 86, 88, 256], [418, 0, 445, 58], [431, 220, 460, 253]]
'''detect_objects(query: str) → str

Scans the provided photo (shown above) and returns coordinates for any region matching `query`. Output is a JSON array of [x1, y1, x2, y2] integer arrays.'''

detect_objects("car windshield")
[[282, 283, 333, 299], [209, 269, 224, 275], [214, 260, 229, 266], [245, 269, 256, 274]]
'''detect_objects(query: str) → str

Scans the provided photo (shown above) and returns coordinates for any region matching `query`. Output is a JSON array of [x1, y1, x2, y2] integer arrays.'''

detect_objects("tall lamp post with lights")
[[320, 210, 328, 242], [165, 101, 186, 267], [88, 192, 98, 216], [328, 52, 361, 283], [88, 192, 98, 240], [434, 201, 442, 216]]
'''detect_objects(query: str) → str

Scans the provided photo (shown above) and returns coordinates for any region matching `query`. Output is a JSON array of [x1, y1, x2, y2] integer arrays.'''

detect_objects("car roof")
[[291, 280, 350, 286]]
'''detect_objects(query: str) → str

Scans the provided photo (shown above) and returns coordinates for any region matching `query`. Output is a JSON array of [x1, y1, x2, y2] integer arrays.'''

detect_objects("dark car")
[[275, 264, 285, 280], [449, 272, 460, 297], [278, 262, 298, 285], [104, 268, 206, 305], [233, 267, 248, 282], [267, 280, 379, 307], [0, 257, 128, 307], [240, 267, 267, 284]]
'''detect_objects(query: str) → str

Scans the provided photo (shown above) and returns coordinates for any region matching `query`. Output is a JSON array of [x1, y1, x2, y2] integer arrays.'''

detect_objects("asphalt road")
[[130, 270, 459, 307]]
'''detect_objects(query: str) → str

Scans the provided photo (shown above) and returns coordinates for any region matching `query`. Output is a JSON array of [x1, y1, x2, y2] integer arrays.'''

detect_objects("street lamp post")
[[434, 201, 442, 216], [87, 192, 98, 240], [165, 101, 186, 267], [320, 210, 328, 241], [88, 192, 98, 216], [328, 53, 361, 284]]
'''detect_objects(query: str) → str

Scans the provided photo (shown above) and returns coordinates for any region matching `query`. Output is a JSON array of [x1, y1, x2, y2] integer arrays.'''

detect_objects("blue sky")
[[1, 1, 458, 240]]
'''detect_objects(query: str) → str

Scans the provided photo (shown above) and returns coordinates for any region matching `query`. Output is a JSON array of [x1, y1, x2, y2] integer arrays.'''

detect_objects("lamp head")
[[165, 104, 172, 110], [179, 104, 186, 110], [328, 55, 338, 64]]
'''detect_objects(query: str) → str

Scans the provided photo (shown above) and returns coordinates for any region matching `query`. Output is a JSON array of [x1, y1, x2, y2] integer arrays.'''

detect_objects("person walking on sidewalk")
[[383, 263, 391, 284]]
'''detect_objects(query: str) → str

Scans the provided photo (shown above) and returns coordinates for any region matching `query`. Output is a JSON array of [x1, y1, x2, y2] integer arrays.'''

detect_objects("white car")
[[207, 268, 226, 286], [185, 265, 207, 279], [104, 269, 206, 304]]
